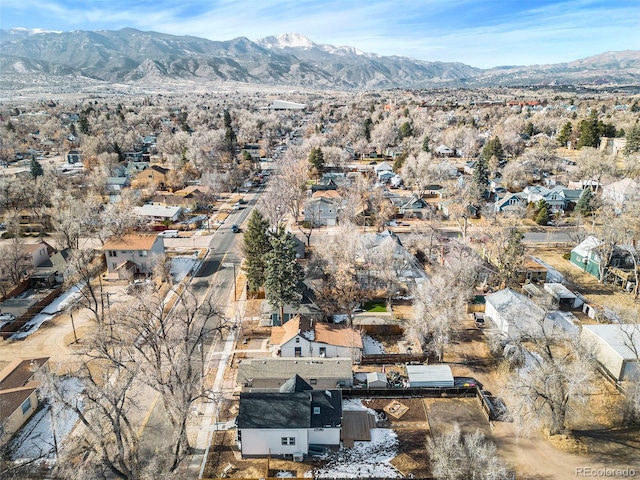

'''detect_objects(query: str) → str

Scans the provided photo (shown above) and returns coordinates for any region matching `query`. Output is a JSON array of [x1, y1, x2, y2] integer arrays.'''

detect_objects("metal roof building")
[[582, 324, 640, 381], [405, 364, 454, 388]]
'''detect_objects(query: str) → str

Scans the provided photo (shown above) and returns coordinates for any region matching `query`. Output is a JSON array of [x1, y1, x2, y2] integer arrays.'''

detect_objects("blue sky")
[[2, 0, 638, 68]]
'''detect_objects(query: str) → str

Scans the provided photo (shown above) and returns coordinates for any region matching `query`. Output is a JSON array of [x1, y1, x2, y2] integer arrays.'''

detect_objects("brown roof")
[[522, 257, 548, 271], [270, 315, 362, 349], [0, 357, 49, 390], [312, 190, 342, 200], [102, 234, 160, 251], [0, 387, 37, 420]]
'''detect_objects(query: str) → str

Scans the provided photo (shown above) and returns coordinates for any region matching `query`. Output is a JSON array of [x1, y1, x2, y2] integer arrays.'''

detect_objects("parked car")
[[472, 312, 485, 328], [454, 377, 483, 388], [231, 224, 240, 233], [158, 230, 180, 238], [232, 202, 242, 210]]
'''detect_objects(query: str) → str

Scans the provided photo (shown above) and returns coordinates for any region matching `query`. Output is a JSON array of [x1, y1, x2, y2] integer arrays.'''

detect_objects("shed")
[[405, 364, 454, 388], [543, 283, 583, 310], [366, 372, 387, 388], [581, 324, 640, 382]]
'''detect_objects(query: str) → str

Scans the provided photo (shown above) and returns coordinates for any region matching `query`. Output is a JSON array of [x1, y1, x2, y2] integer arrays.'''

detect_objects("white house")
[[373, 161, 393, 175], [133, 204, 182, 223], [485, 288, 545, 338], [582, 324, 640, 382], [270, 315, 363, 362], [102, 234, 165, 278], [236, 379, 342, 457], [304, 196, 338, 226]]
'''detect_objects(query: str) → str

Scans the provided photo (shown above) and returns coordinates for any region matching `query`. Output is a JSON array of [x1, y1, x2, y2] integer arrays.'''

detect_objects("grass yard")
[[363, 300, 387, 312]]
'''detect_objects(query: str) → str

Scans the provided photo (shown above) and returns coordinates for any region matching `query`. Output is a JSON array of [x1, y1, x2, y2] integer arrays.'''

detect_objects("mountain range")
[[1, 28, 639, 90]]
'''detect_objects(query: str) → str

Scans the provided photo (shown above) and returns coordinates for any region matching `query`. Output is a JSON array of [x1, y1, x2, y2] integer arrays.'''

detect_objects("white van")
[[158, 230, 180, 238]]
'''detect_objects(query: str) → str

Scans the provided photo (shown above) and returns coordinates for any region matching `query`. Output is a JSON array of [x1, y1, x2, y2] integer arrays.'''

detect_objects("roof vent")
[[325, 390, 332, 398]]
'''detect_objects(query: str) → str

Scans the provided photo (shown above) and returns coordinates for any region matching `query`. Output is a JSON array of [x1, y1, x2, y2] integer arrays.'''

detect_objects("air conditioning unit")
[[292, 452, 304, 462]]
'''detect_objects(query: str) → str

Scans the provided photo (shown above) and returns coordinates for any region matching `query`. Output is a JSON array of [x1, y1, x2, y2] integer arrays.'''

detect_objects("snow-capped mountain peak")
[[257, 33, 316, 49]]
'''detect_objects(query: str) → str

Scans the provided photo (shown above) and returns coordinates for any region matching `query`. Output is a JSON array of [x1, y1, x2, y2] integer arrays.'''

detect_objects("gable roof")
[[279, 375, 313, 393], [237, 358, 353, 384], [270, 315, 363, 349], [583, 324, 640, 361], [237, 389, 342, 429], [102, 234, 161, 251], [486, 288, 545, 327]]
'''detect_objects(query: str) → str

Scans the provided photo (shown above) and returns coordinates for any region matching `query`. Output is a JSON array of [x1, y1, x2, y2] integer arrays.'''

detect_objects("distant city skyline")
[[2, 0, 639, 69]]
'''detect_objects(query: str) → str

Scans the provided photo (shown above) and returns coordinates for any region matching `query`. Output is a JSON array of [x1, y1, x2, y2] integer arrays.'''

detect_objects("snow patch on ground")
[[170, 256, 200, 283], [9, 377, 83, 462], [362, 334, 385, 354], [10, 283, 83, 340], [342, 398, 376, 414], [311, 429, 400, 478]]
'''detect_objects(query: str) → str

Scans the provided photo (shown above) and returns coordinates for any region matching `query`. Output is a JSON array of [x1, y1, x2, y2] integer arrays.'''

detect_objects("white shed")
[[582, 324, 640, 382], [406, 365, 454, 387], [485, 288, 545, 338], [366, 372, 387, 388]]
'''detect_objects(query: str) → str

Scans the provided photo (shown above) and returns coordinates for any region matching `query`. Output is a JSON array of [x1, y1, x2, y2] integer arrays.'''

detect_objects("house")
[[373, 162, 393, 175], [262, 100, 307, 111], [264, 282, 322, 326], [599, 137, 626, 156], [0, 357, 50, 444], [494, 191, 527, 213], [570, 235, 638, 280], [31, 248, 72, 286], [106, 177, 130, 202], [66, 149, 82, 164], [21, 241, 53, 269], [394, 195, 429, 219], [523, 185, 583, 213], [134, 165, 169, 188], [133, 204, 182, 223], [543, 283, 583, 310], [236, 379, 342, 457], [602, 178, 640, 205], [304, 196, 339, 226], [406, 364, 454, 387], [270, 315, 363, 362], [434, 144, 455, 157], [485, 288, 545, 338], [102, 234, 165, 278], [582, 324, 640, 382], [236, 358, 353, 391], [517, 256, 548, 284]]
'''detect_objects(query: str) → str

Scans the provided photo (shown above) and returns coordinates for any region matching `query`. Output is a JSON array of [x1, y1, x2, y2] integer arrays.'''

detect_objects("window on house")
[[108, 251, 117, 257], [139, 251, 148, 257], [21, 397, 32, 415], [319, 347, 326, 357], [295, 337, 300, 343], [310, 379, 318, 385], [313, 406, 321, 414], [281, 437, 295, 445], [294, 347, 302, 357]]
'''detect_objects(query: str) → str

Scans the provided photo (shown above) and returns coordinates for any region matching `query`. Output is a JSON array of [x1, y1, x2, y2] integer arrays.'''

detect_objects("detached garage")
[[582, 324, 640, 382], [406, 365, 454, 388]]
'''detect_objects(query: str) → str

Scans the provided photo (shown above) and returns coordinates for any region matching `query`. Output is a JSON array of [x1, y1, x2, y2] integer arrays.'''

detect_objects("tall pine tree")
[[264, 227, 304, 322], [242, 210, 272, 292]]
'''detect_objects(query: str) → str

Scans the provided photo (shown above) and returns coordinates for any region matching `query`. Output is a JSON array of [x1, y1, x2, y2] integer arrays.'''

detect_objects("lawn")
[[363, 300, 387, 312]]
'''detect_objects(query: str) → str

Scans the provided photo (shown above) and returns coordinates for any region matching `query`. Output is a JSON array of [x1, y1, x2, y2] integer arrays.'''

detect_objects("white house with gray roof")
[[582, 324, 640, 382]]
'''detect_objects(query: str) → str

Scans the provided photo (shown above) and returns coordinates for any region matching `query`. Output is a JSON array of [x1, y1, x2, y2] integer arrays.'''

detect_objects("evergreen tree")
[[575, 188, 594, 216], [524, 121, 536, 137], [264, 227, 304, 322], [557, 121, 573, 146], [533, 199, 551, 225], [308, 147, 325, 179], [481, 137, 504, 163], [623, 125, 640, 156], [398, 121, 413, 140], [471, 156, 489, 202], [242, 210, 272, 292], [30, 158, 44, 179], [363, 118, 373, 142], [422, 136, 430, 152], [222, 109, 237, 157], [497, 229, 525, 287], [577, 113, 601, 149], [78, 114, 90, 134]]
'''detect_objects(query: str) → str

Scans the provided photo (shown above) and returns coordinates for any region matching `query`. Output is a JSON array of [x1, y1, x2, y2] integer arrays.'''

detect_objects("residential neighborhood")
[[0, 75, 640, 480]]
